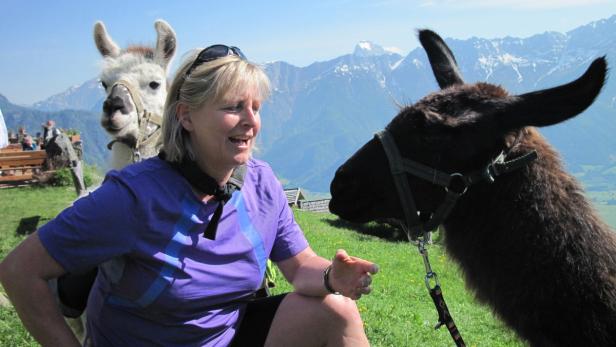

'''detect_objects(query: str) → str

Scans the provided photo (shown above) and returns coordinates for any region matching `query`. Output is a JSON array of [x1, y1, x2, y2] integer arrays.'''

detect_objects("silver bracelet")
[[323, 265, 341, 295]]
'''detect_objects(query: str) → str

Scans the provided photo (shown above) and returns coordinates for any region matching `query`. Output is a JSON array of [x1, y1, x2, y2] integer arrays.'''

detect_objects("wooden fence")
[[298, 199, 331, 213]]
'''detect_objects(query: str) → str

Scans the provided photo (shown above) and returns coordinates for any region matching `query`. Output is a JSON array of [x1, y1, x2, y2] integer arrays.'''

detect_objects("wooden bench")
[[0, 150, 47, 183], [0, 144, 23, 152]]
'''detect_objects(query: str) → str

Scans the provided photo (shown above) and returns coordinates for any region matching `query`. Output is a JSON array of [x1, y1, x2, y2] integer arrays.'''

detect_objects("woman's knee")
[[266, 294, 368, 346], [320, 294, 363, 327], [280, 292, 362, 326]]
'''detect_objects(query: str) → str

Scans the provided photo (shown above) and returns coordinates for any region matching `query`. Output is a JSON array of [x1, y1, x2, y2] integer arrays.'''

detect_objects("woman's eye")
[[224, 103, 243, 112], [149, 81, 161, 90]]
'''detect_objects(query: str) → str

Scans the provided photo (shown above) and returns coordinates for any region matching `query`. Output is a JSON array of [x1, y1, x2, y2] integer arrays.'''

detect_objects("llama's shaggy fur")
[[95, 20, 176, 169], [329, 30, 616, 346]]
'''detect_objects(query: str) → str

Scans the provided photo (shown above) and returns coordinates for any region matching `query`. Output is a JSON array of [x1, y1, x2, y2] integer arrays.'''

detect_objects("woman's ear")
[[176, 103, 194, 132]]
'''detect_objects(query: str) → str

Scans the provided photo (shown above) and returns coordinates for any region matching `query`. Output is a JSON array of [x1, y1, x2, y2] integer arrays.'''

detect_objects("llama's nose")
[[103, 85, 134, 116], [330, 165, 359, 198]]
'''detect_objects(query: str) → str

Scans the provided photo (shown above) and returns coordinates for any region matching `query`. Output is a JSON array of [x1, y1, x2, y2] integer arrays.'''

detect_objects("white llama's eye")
[[149, 81, 161, 90], [101, 81, 108, 90]]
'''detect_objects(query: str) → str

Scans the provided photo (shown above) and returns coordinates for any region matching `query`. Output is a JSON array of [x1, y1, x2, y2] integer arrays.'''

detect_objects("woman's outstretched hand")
[[329, 249, 379, 300]]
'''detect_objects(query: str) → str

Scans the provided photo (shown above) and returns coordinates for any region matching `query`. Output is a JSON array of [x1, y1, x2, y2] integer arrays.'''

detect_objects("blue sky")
[[2, 0, 616, 105]]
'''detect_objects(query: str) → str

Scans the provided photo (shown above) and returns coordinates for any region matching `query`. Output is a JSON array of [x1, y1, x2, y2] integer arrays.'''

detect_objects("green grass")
[[271, 212, 524, 347], [0, 186, 78, 347], [2, 186, 616, 346], [0, 186, 77, 259]]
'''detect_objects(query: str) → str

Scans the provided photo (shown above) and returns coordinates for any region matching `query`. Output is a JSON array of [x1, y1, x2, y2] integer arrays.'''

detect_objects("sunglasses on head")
[[184, 44, 247, 78]]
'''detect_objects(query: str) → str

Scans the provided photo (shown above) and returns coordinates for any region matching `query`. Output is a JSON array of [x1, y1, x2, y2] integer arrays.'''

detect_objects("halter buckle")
[[445, 173, 468, 196], [483, 165, 496, 183]]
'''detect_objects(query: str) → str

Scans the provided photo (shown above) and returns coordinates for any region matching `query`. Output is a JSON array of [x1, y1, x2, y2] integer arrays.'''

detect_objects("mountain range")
[[3, 15, 616, 195]]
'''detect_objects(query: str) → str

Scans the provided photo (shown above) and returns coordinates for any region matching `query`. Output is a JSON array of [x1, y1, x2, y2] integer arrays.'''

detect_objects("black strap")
[[159, 151, 246, 240], [464, 150, 538, 185], [375, 131, 422, 235], [107, 138, 136, 150], [429, 285, 466, 347], [376, 130, 538, 239], [203, 185, 233, 240], [423, 190, 460, 232]]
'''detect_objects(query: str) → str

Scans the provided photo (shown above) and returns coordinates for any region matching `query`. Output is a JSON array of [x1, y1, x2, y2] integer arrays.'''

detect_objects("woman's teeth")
[[229, 137, 248, 145]]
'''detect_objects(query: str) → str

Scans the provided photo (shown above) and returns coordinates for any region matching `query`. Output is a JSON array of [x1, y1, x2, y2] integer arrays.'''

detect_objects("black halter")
[[375, 129, 538, 240], [375, 129, 537, 347]]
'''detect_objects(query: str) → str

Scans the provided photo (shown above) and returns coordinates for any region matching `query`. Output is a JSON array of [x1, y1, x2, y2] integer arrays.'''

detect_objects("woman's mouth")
[[229, 136, 250, 148]]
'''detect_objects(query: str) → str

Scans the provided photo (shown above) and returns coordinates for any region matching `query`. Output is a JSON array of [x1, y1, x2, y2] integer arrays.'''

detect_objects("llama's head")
[[329, 29, 607, 224], [94, 20, 176, 142]]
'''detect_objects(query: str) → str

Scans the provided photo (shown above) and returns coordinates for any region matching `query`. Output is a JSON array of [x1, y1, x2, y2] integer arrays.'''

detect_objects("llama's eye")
[[149, 81, 161, 90], [101, 81, 108, 90]]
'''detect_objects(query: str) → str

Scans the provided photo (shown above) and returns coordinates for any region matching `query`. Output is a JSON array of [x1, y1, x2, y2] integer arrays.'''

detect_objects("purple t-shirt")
[[38, 157, 308, 346]]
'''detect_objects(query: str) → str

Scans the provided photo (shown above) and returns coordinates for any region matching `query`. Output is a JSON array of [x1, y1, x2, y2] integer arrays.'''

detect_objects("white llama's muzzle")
[[101, 80, 143, 134]]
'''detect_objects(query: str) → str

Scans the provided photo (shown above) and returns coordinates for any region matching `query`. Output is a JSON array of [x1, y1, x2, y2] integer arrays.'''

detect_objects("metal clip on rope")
[[417, 236, 466, 347], [418, 237, 440, 291]]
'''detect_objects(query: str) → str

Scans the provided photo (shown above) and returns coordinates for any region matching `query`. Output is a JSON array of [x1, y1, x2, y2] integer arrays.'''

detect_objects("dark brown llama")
[[329, 29, 616, 346]]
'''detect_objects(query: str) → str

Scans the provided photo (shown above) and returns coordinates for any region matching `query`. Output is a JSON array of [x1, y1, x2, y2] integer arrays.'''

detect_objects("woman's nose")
[[241, 106, 259, 127]]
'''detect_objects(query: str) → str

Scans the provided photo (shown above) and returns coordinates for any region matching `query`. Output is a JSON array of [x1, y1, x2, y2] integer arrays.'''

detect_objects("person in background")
[[0, 45, 378, 347], [17, 126, 27, 143], [21, 135, 37, 151], [41, 120, 60, 148], [35, 132, 43, 147], [8, 130, 18, 144]]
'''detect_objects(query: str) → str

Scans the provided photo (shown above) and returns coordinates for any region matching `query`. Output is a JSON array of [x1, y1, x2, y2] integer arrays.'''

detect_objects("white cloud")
[[420, 0, 609, 9]]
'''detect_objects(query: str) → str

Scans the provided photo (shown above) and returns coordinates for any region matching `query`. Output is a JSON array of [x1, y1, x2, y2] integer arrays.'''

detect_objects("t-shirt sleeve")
[[38, 173, 140, 274], [269, 182, 308, 262]]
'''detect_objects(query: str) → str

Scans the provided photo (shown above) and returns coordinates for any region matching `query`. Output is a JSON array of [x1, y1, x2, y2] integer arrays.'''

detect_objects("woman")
[[0, 45, 378, 346]]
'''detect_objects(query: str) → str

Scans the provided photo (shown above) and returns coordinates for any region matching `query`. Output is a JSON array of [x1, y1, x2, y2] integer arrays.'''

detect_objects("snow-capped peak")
[[353, 41, 388, 57]]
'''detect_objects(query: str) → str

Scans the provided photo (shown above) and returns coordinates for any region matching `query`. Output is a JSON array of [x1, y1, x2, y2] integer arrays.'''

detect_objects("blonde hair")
[[161, 50, 271, 162]]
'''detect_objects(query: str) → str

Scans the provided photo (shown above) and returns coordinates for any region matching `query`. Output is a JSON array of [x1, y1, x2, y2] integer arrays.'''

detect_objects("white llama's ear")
[[154, 19, 177, 69], [94, 21, 120, 57]]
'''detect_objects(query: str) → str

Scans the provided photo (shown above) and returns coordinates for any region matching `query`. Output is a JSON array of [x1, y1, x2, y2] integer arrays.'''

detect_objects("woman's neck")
[[194, 158, 233, 187]]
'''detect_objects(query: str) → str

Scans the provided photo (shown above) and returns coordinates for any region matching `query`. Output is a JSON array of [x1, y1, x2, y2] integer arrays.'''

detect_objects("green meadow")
[[1, 186, 615, 346]]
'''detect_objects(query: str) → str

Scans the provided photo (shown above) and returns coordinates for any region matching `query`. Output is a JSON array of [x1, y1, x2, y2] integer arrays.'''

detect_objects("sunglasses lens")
[[182, 44, 248, 85], [230, 47, 246, 60], [198, 44, 232, 63]]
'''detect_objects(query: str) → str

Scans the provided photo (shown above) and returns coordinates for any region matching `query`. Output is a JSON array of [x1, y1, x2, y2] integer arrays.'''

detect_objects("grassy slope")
[[272, 212, 523, 347], [2, 186, 614, 346], [0, 186, 77, 346]]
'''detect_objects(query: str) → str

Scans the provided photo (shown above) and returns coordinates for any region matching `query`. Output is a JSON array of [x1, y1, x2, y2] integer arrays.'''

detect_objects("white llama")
[[58, 20, 176, 343], [94, 19, 176, 169]]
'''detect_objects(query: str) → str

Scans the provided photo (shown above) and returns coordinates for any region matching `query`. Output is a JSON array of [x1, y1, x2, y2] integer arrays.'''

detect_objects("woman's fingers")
[[331, 249, 379, 300], [359, 275, 372, 287]]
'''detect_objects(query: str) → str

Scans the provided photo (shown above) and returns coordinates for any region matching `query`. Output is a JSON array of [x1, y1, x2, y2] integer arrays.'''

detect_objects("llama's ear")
[[498, 57, 607, 129], [418, 29, 464, 89], [154, 20, 177, 69], [93, 21, 120, 58]]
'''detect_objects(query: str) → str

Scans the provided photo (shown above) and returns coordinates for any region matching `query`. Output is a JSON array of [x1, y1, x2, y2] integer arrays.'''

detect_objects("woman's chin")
[[232, 153, 251, 166]]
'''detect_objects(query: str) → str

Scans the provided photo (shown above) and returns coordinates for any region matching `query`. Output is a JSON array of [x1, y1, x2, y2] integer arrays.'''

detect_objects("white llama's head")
[[94, 20, 176, 143]]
